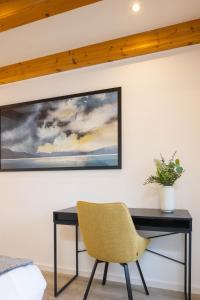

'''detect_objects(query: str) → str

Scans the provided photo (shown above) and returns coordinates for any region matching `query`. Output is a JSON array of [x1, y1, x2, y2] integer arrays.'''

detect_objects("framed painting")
[[0, 87, 121, 171]]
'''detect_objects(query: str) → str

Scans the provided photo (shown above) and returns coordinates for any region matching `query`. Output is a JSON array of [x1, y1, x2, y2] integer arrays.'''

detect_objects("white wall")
[[0, 45, 200, 293]]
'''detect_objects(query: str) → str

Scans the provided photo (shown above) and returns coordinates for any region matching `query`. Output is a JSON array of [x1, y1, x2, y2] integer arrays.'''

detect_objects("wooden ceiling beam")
[[0, 19, 199, 85], [0, 0, 101, 32]]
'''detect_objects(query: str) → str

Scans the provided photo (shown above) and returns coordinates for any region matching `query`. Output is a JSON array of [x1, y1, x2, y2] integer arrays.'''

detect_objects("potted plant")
[[144, 152, 184, 212]]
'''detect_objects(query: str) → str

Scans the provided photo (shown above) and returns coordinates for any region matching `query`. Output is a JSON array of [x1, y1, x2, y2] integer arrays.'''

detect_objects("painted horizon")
[[0, 88, 121, 170]]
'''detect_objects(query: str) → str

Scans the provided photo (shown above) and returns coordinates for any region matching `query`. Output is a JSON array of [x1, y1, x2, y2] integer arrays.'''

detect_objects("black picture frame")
[[0, 87, 121, 171]]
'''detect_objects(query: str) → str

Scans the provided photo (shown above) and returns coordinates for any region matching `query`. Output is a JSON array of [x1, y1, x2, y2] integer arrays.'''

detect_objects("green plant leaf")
[[145, 152, 184, 186], [176, 166, 183, 173]]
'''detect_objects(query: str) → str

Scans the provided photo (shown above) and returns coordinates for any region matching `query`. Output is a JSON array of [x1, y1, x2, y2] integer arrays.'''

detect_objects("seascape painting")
[[0, 87, 121, 171]]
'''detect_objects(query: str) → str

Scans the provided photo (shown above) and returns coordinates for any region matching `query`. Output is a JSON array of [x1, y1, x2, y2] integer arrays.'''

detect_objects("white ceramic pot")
[[160, 186, 175, 212]]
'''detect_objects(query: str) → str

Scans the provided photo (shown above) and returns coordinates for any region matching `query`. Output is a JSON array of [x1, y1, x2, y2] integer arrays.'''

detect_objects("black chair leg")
[[83, 260, 99, 300], [122, 264, 134, 300], [102, 262, 109, 285], [136, 261, 149, 295]]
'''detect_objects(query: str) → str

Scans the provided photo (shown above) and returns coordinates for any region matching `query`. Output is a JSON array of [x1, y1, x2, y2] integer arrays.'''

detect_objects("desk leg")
[[54, 223, 79, 297], [54, 222, 57, 297], [76, 225, 79, 276], [188, 232, 192, 300], [184, 233, 187, 300], [146, 231, 192, 299]]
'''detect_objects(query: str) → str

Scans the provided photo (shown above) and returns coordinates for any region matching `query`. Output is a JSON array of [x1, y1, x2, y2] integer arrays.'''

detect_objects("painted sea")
[[1, 153, 118, 169]]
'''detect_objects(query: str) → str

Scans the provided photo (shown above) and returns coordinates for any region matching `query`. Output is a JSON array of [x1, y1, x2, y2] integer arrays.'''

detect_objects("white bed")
[[0, 264, 46, 300]]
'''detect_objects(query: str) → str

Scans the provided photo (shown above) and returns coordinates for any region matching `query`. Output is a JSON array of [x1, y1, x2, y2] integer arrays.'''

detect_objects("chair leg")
[[102, 262, 109, 285], [83, 260, 99, 300], [136, 261, 149, 295], [122, 264, 134, 300]]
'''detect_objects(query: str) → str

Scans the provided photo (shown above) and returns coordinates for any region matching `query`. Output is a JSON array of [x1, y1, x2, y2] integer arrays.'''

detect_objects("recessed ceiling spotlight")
[[132, 2, 141, 12]]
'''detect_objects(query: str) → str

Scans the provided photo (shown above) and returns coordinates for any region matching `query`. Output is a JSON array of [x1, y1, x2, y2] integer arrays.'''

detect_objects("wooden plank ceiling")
[[0, 0, 101, 32], [0, 18, 199, 85]]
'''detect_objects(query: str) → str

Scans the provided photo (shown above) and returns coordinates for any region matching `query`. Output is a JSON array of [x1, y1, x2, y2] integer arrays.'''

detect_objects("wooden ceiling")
[[0, 18, 199, 85], [0, 0, 101, 32], [0, 1, 199, 85]]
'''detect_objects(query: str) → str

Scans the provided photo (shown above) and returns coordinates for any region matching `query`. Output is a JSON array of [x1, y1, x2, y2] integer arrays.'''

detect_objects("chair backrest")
[[77, 201, 140, 263]]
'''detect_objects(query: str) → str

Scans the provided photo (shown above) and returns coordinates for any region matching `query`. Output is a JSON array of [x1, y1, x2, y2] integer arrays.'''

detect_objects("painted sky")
[[1, 91, 119, 156]]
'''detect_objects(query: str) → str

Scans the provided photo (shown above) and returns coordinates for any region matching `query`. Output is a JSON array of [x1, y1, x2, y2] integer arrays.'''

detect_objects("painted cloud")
[[1, 91, 119, 157]]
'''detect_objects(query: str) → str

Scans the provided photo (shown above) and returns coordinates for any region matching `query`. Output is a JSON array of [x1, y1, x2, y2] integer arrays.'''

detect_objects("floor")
[[42, 272, 200, 300]]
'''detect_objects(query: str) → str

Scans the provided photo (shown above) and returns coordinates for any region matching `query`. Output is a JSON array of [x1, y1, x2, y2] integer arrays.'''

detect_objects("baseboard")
[[38, 263, 200, 295]]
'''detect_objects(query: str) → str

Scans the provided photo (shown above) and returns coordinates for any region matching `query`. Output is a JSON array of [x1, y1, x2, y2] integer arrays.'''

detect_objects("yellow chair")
[[77, 201, 150, 300]]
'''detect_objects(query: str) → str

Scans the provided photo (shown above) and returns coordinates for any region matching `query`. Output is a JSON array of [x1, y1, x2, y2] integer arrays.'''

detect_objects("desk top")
[[53, 207, 192, 233], [54, 207, 192, 220]]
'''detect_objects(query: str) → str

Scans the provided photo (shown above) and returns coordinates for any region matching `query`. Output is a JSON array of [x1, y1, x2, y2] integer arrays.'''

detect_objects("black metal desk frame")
[[53, 207, 192, 300]]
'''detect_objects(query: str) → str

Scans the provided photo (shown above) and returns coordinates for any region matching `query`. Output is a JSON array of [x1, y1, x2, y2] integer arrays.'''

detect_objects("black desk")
[[53, 207, 192, 299]]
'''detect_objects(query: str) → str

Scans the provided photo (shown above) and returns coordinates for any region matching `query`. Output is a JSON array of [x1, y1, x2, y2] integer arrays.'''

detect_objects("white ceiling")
[[0, 0, 200, 67]]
